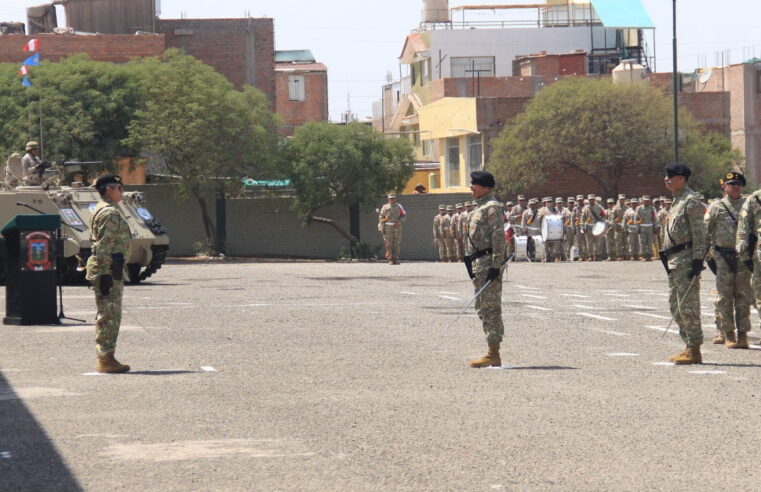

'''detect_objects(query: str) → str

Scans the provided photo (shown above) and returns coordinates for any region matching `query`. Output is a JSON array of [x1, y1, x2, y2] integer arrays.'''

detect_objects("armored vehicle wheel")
[[126, 263, 142, 284]]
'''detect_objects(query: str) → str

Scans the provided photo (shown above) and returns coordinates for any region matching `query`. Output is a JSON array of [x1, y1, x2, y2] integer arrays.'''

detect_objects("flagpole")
[[39, 90, 43, 160]]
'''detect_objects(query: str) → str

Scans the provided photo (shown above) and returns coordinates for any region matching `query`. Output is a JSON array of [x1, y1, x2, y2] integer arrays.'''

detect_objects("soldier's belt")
[[661, 241, 692, 257], [463, 248, 493, 280], [713, 245, 738, 274], [468, 248, 493, 261]]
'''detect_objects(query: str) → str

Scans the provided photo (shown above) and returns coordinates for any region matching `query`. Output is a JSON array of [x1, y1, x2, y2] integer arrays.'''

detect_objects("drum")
[[592, 221, 608, 237], [541, 214, 564, 242], [504, 223, 513, 242], [515, 235, 529, 261], [626, 224, 638, 234], [532, 235, 545, 261]]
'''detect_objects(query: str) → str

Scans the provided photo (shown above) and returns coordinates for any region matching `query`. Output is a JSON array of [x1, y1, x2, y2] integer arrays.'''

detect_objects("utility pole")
[[672, 0, 679, 162]]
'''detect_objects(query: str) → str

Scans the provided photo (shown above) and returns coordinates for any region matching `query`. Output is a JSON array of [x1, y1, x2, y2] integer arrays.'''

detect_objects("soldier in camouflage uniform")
[[512, 195, 526, 235], [86, 174, 132, 374], [581, 194, 606, 261], [21, 141, 43, 186], [521, 198, 540, 261], [604, 198, 617, 260], [623, 198, 639, 260], [609, 195, 627, 260], [573, 195, 586, 260], [504, 201, 515, 260], [636, 195, 657, 261], [705, 172, 751, 348], [465, 171, 506, 368], [443, 205, 456, 262], [662, 163, 706, 365], [433, 205, 446, 261], [736, 176, 761, 338], [562, 197, 576, 260], [379, 193, 406, 265], [453, 203, 465, 260], [537, 197, 562, 261]]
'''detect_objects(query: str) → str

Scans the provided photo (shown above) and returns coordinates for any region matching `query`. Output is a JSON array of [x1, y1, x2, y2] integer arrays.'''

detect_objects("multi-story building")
[[275, 50, 329, 136]]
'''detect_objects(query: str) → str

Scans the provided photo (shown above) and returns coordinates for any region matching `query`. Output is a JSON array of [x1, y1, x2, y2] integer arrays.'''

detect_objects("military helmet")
[[25, 141, 39, 151]]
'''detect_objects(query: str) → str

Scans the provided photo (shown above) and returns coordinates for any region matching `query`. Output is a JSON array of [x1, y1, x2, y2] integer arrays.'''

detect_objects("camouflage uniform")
[[537, 201, 562, 261], [521, 204, 540, 261], [433, 207, 446, 261], [663, 185, 706, 347], [562, 200, 575, 259], [378, 200, 406, 263], [635, 202, 657, 260], [21, 151, 42, 186], [737, 191, 761, 319], [581, 199, 605, 260], [657, 205, 670, 249], [86, 199, 132, 357], [610, 199, 627, 259], [572, 199, 586, 260], [623, 205, 639, 259], [604, 202, 617, 260], [466, 192, 506, 344], [452, 205, 464, 260], [442, 208, 456, 261], [511, 203, 525, 236], [705, 195, 751, 336]]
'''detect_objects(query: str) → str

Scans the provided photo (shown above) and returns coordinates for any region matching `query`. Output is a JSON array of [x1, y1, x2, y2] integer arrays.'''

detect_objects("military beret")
[[94, 174, 123, 190], [587, 194, 596, 200], [618, 194, 626, 199], [665, 162, 691, 178], [446, 205, 454, 211], [455, 203, 463, 208], [438, 204, 445, 210], [470, 170, 495, 188], [606, 198, 615, 204], [721, 171, 746, 186], [517, 195, 526, 200]]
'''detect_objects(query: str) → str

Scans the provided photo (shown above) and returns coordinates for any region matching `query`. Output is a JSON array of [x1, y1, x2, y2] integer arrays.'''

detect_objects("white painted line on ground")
[[521, 294, 547, 299], [201, 366, 216, 372], [644, 325, 679, 335], [83, 372, 106, 376], [608, 353, 639, 357], [577, 312, 617, 321], [633, 289, 661, 293], [652, 362, 675, 366], [581, 327, 630, 337], [439, 295, 460, 301], [572, 304, 602, 310], [525, 305, 551, 311], [633, 312, 671, 320], [0, 451, 11, 459], [624, 304, 655, 310], [602, 293, 630, 297], [561, 294, 590, 298], [440, 291, 460, 295], [689, 370, 726, 375], [400, 291, 420, 295]]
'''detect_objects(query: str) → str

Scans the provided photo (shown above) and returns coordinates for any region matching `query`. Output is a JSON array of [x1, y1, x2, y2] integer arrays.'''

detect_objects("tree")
[[287, 122, 415, 244], [0, 55, 140, 162], [489, 77, 742, 197], [123, 50, 280, 254]]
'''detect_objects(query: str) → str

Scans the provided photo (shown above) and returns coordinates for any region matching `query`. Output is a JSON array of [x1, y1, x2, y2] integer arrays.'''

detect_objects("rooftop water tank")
[[612, 60, 647, 85], [422, 0, 450, 23]]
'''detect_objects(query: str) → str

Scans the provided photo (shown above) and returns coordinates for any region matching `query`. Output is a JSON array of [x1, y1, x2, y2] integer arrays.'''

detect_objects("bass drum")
[[541, 214, 564, 242], [514, 235, 529, 261], [532, 235, 545, 261], [592, 221, 609, 237]]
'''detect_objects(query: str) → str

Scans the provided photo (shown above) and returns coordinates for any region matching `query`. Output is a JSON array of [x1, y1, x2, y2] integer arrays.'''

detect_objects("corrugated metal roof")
[[275, 50, 316, 63], [275, 62, 327, 72]]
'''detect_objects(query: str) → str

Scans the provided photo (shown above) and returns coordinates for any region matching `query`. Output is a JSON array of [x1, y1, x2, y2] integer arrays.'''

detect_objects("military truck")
[[0, 155, 169, 284]]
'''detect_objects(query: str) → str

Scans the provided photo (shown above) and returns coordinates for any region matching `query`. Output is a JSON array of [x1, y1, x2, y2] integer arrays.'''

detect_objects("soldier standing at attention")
[[21, 141, 43, 186], [443, 205, 456, 262], [537, 197, 561, 262], [512, 195, 526, 236], [465, 171, 506, 368], [86, 174, 132, 373], [573, 195, 586, 260], [453, 203, 465, 260], [604, 198, 617, 260], [504, 201, 515, 259], [581, 194, 605, 261], [705, 172, 751, 348], [624, 198, 640, 260], [636, 195, 657, 261], [662, 163, 706, 365], [433, 205, 447, 262], [378, 193, 406, 265], [562, 197, 575, 260]]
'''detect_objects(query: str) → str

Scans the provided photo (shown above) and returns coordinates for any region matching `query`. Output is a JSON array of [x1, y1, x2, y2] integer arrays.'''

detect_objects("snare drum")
[[592, 221, 608, 237], [541, 214, 564, 242], [515, 235, 529, 261]]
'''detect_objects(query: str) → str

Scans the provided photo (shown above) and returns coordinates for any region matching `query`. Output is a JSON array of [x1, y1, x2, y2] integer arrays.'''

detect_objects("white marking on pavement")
[[0, 451, 11, 459], [400, 291, 420, 295], [83, 372, 106, 376], [521, 294, 547, 299], [608, 353, 639, 357], [689, 370, 726, 375], [572, 304, 602, 310], [201, 366, 216, 372], [101, 439, 315, 462], [644, 325, 679, 335], [577, 313, 617, 321], [633, 312, 671, 320], [514, 284, 540, 290], [439, 295, 460, 301], [526, 305, 551, 311], [561, 294, 590, 298], [440, 291, 459, 295], [581, 327, 630, 337], [624, 304, 655, 310], [602, 293, 630, 297], [652, 362, 675, 366]]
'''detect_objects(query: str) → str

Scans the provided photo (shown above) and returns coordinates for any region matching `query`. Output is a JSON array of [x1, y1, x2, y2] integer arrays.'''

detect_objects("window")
[[451, 57, 495, 78], [288, 75, 305, 101], [423, 139, 435, 159], [467, 135, 482, 174], [446, 137, 460, 187]]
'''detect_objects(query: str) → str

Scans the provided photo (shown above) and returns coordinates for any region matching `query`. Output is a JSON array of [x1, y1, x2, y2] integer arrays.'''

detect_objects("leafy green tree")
[[0, 55, 140, 162], [489, 77, 742, 198], [123, 50, 280, 253], [287, 122, 415, 243]]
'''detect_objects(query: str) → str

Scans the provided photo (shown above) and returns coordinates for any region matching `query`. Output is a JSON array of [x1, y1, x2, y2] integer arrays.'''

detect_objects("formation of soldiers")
[[433, 193, 676, 263]]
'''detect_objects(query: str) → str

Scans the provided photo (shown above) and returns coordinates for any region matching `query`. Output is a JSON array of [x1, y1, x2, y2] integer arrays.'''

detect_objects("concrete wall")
[[132, 185, 471, 260]]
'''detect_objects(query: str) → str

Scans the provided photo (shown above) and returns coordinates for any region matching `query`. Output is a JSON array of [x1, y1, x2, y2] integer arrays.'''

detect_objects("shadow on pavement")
[[0, 371, 82, 491], [702, 362, 761, 368]]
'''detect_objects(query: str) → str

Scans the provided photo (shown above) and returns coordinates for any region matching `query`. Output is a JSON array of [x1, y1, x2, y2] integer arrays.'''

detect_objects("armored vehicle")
[[0, 155, 169, 283]]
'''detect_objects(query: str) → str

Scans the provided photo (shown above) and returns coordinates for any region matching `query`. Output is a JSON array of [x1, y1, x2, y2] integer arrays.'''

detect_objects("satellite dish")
[[698, 69, 713, 84]]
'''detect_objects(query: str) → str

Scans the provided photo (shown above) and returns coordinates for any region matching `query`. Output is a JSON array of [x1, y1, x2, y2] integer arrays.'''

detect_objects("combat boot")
[[469, 342, 501, 368], [723, 331, 737, 346], [712, 332, 726, 344], [672, 345, 702, 365], [97, 353, 130, 374], [727, 331, 749, 349]]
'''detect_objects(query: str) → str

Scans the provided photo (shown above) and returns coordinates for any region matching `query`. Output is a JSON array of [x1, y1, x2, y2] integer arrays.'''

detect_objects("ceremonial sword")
[[439, 278, 493, 338]]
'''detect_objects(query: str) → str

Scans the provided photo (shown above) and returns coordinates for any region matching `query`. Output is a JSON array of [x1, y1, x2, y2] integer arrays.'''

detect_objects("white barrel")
[[422, 0, 450, 23]]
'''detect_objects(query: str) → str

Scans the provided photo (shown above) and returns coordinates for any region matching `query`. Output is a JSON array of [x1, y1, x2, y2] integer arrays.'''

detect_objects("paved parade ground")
[[3, 259, 761, 491]]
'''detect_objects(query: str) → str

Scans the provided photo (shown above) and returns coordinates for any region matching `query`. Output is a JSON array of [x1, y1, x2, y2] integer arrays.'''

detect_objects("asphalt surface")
[[2, 259, 761, 491]]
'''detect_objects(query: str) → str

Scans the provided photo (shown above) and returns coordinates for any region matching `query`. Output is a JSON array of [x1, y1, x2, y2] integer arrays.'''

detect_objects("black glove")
[[745, 260, 754, 273], [485, 267, 501, 281], [99, 274, 113, 296], [688, 259, 704, 279], [706, 257, 717, 275]]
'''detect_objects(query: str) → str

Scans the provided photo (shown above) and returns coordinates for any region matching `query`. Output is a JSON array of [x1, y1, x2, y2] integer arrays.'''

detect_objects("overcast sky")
[[2, 0, 760, 121]]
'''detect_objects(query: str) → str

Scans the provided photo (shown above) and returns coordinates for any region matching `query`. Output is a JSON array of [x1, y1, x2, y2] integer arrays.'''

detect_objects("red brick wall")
[[477, 97, 531, 164], [0, 34, 165, 63], [158, 18, 275, 109], [275, 69, 329, 136], [678, 92, 730, 135], [429, 76, 540, 102]]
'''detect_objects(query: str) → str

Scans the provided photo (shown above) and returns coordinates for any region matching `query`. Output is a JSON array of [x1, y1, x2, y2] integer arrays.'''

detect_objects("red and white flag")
[[22, 38, 39, 52], [18, 65, 29, 76]]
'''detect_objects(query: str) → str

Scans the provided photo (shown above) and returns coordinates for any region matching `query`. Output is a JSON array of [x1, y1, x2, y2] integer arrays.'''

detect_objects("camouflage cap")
[[528, 198, 538, 205], [630, 197, 639, 204], [25, 141, 39, 150], [555, 197, 563, 203], [438, 204, 445, 210], [506, 201, 514, 206], [542, 196, 552, 203], [664, 199, 672, 204], [517, 195, 526, 201], [618, 194, 626, 199], [587, 194, 596, 200], [576, 194, 584, 201], [606, 198, 615, 204], [455, 203, 463, 208], [387, 193, 397, 199], [446, 205, 454, 211], [642, 195, 651, 201]]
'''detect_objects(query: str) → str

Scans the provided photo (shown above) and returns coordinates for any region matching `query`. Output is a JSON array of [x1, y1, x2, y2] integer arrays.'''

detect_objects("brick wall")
[[158, 18, 276, 109], [476, 97, 532, 163], [0, 34, 165, 63], [679, 92, 730, 135], [275, 69, 329, 136], [428, 76, 541, 102]]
